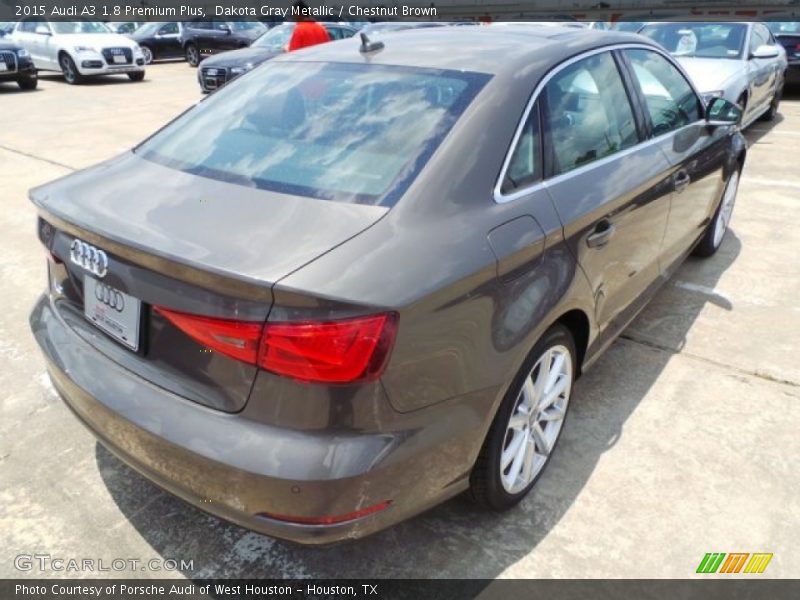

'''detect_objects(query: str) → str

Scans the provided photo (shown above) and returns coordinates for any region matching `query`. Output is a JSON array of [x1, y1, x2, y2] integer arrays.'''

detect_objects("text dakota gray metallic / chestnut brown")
[[29, 26, 746, 543]]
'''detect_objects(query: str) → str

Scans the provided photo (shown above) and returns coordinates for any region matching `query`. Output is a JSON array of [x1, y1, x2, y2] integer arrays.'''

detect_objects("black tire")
[[140, 44, 154, 65], [693, 167, 740, 258], [59, 53, 83, 85], [17, 75, 37, 90], [185, 43, 199, 67], [470, 324, 577, 510], [128, 71, 145, 82], [760, 83, 782, 122]]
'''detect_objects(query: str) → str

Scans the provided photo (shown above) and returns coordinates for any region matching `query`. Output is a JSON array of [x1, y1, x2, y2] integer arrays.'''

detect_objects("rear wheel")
[[694, 168, 740, 258], [128, 71, 145, 82], [140, 45, 154, 65], [17, 75, 37, 90], [185, 44, 199, 67], [470, 324, 576, 510], [59, 54, 83, 85]]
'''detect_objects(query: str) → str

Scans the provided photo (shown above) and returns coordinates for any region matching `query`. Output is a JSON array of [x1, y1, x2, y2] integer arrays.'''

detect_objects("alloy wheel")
[[61, 56, 76, 83], [713, 171, 739, 248], [141, 46, 153, 65], [186, 45, 198, 66], [500, 344, 573, 494]]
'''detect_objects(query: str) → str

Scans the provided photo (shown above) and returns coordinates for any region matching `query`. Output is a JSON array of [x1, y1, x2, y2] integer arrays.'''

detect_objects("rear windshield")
[[136, 61, 488, 205]]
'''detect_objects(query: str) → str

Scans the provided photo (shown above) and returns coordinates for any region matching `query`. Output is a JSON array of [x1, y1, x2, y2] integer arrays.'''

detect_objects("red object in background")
[[288, 21, 331, 52]]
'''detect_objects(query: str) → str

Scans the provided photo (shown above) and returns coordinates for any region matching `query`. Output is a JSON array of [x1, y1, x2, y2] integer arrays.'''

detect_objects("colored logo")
[[697, 553, 773, 574]]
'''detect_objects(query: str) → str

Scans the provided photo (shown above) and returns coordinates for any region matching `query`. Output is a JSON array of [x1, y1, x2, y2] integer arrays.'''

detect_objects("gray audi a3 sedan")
[[30, 26, 745, 544]]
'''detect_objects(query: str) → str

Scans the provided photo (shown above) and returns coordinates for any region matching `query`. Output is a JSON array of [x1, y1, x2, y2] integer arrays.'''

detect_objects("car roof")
[[280, 26, 652, 76]]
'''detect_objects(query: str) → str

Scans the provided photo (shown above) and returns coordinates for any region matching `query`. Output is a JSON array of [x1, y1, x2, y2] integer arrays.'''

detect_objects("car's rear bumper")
[[30, 293, 478, 544]]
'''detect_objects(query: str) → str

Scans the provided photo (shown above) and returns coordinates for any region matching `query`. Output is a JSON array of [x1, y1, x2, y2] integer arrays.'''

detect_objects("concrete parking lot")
[[1, 62, 799, 579]]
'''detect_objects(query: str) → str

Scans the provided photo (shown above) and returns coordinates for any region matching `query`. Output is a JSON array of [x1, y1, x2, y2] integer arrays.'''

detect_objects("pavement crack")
[[619, 334, 800, 389], [0, 143, 77, 171]]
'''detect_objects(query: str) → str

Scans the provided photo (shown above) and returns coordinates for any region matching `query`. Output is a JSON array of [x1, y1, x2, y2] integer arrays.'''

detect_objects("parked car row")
[[6, 19, 145, 85], [197, 21, 359, 92], [1, 17, 795, 116]]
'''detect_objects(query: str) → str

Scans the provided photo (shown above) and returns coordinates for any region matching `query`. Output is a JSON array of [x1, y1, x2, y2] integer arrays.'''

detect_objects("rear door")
[[542, 50, 673, 337]]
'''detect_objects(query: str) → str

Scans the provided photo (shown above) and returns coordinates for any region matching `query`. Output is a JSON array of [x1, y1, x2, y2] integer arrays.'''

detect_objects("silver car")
[[639, 22, 787, 127]]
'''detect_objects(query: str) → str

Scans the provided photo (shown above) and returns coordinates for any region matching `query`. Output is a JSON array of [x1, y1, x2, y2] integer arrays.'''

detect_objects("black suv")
[[182, 21, 267, 67], [0, 38, 37, 90]]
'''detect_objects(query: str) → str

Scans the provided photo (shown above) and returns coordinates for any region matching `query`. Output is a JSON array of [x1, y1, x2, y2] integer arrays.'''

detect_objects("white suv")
[[11, 20, 145, 84]]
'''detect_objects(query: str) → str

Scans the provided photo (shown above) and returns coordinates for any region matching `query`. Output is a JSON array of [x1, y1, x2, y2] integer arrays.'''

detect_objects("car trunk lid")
[[32, 153, 388, 412]]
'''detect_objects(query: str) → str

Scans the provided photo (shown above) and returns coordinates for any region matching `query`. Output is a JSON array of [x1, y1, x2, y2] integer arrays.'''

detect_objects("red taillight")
[[259, 313, 398, 384], [258, 500, 392, 525], [153, 307, 398, 384], [154, 307, 263, 364]]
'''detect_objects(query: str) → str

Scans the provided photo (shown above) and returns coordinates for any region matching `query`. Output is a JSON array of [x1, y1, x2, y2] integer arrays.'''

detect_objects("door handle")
[[586, 220, 615, 248], [673, 170, 691, 193]]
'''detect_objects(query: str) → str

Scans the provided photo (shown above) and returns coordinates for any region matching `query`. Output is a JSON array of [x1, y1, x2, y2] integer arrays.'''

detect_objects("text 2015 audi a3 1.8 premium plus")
[[29, 27, 746, 544]]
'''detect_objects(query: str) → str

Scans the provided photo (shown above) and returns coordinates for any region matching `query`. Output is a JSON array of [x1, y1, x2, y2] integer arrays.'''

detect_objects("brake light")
[[153, 307, 398, 384], [259, 313, 398, 384], [154, 307, 263, 364]]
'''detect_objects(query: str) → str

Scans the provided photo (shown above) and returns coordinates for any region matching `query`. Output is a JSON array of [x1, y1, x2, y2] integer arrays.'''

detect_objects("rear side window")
[[137, 62, 489, 205], [625, 49, 702, 136], [502, 101, 542, 194], [543, 52, 639, 176]]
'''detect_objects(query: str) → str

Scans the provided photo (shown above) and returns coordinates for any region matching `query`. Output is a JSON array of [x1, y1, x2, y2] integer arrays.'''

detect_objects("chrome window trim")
[[493, 42, 706, 204]]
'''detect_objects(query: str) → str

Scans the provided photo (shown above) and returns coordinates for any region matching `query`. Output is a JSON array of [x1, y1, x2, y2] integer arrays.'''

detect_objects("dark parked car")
[[129, 21, 185, 64], [198, 22, 358, 92], [768, 22, 800, 85], [182, 20, 267, 67], [0, 37, 37, 90], [30, 27, 745, 544]]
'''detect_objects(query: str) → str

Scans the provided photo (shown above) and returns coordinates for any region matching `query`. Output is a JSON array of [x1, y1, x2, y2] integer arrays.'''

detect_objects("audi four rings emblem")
[[94, 282, 125, 312], [70, 238, 108, 278]]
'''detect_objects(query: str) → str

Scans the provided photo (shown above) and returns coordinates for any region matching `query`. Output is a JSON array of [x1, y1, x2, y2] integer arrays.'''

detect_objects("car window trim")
[[494, 42, 706, 204]]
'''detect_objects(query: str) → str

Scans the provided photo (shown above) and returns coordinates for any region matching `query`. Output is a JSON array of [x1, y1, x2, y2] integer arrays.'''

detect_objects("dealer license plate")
[[83, 276, 141, 351]]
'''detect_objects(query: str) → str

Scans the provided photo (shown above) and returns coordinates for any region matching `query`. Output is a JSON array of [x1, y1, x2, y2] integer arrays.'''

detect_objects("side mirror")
[[220, 25, 232, 34], [35, 25, 51, 36], [750, 44, 780, 59], [706, 97, 742, 127]]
